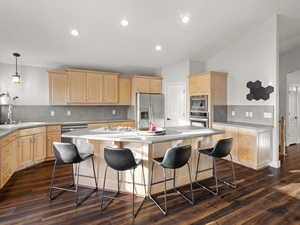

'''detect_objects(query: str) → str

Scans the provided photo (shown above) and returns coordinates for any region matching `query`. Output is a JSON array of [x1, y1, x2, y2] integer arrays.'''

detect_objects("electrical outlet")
[[232, 111, 235, 116], [249, 112, 253, 118], [264, 112, 273, 118], [245, 112, 249, 117], [67, 110, 71, 116], [50, 110, 55, 117], [112, 109, 116, 115]]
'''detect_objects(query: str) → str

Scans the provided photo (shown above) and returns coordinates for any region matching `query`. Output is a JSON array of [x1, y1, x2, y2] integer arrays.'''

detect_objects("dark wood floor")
[[1, 146, 300, 225]]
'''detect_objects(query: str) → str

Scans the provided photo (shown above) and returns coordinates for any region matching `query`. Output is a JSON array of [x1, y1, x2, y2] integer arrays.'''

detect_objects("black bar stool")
[[195, 138, 237, 195], [149, 145, 194, 216], [49, 142, 98, 206], [101, 147, 146, 218]]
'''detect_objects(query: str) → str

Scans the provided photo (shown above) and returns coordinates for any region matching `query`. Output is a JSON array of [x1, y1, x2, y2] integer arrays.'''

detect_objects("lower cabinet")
[[0, 133, 18, 188], [212, 123, 272, 170], [33, 132, 46, 161], [46, 126, 61, 159], [18, 135, 34, 168]]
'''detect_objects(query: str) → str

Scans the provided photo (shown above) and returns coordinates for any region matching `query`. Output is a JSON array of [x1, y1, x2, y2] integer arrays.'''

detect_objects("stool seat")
[[80, 153, 94, 161], [198, 148, 214, 156], [152, 157, 164, 164]]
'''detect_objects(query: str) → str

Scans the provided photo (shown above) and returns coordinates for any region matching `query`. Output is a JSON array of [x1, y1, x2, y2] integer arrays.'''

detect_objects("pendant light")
[[12, 52, 21, 83]]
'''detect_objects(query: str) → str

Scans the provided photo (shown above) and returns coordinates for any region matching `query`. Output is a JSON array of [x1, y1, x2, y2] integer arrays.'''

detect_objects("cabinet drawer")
[[47, 125, 61, 133], [19, 127, 46, 136]]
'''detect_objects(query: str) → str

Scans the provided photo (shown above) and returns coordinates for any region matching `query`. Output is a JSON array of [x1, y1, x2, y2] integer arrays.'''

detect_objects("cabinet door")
[[0, 143, 11, 187], [49, 72, 67, 105], [67, 71, 86, 104], [86, 73, 102, 104], [47, 132, 61, 158], [149, 79, 162, 94], [237, 128, 257, 164], [189, 74, 210, 96], [134, 78, 150, 93], [18, 136, 33, 167], [103, 74, 118, 104], [33, 133, 46, 162], [119, 77, 131, 105]]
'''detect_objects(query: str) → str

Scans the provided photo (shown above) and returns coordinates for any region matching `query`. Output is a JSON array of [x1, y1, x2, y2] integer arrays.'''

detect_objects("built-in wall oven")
[[190, 95, 209, 128]]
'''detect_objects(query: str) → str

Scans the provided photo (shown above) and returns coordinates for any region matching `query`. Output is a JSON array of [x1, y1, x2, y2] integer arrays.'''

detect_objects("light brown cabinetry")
[[102, 74, 119, 104], [18, 135, 33, 167], [46, 126, 61, 159], [86, 72, 102, 104], [0, 133, 18, 188], [131, 76, 162, 104], [212, 123, 272, 169], [67, 70, 87, 104], [18, 127, 46, 168], [119, 77, 131, 105], [49, 71, 67, 105], [188, 72, 227, 127]]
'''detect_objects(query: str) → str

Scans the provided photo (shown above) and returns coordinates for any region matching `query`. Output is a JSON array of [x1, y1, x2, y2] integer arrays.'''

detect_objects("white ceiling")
[[0, 0, 300, 74]]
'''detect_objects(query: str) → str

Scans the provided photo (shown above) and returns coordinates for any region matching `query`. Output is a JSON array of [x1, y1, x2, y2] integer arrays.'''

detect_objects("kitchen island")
[[62, 126, 224, 196]]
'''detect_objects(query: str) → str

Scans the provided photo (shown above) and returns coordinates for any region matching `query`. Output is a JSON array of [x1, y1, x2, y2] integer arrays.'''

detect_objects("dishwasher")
[[61, 124, 88, 143]]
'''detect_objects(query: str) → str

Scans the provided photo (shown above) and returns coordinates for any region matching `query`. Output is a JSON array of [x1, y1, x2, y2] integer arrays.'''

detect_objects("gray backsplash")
[[214, 105, 274, 126], [0, 105, 131, 123]]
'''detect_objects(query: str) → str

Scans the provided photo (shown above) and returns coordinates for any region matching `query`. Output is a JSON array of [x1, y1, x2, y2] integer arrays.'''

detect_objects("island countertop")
[[61, 126, 224, 144]]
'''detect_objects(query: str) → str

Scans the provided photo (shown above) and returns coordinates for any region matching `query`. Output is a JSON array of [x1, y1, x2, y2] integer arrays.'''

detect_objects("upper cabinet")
[[86, 72, 103, 104], [48, 69, 162, 105], [102, 73, 119, 104], [119, 77, 131, 105], [149, 79, 162, 94], [67, 70, 87, 104], [49, 71, 67, 105]]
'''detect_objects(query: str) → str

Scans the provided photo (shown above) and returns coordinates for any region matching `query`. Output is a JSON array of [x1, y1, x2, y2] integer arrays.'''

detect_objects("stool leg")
[[100, 165, 108, 210], [149, 162, 155, 196], [230, 154, 237, 188], [195, 151, 201, 180], [49, 160, 57, 200], [163, 168, 168, 215], [91, 157, 98, 190], [75, 163, 81, 206], [132, 169, 135, 218], [213, 158, 219, 195], [187, 162, 195, 204], [141, 162, 147, 195]]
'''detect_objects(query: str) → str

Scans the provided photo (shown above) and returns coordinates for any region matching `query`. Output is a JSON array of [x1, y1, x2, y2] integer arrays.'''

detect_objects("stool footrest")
[[151, 177, 174, 186]]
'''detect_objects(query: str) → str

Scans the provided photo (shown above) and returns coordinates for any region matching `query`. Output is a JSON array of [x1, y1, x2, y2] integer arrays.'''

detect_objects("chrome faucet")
[[0, 92, 19, 124]]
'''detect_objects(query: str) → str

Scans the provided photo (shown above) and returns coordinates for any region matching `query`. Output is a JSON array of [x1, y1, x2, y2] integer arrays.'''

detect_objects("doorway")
[[165, 82, 188, 127]]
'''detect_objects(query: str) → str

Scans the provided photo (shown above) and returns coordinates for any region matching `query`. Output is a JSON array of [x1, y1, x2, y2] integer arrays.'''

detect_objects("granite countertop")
[[61, 126, 224, 144], [0, 120, 135, 138], [213, 121, 273, 132]]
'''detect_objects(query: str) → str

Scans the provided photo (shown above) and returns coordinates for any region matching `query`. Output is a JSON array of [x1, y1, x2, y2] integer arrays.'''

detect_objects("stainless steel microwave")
[[190, 95, 208, 112]]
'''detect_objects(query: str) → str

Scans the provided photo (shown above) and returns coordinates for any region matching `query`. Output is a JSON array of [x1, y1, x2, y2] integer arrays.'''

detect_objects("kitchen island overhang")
[[61, 126, 224, 196]]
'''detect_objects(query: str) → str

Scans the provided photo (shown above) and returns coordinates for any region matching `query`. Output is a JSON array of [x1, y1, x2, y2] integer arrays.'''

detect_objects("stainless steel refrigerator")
[[136, 93, 165, 129]]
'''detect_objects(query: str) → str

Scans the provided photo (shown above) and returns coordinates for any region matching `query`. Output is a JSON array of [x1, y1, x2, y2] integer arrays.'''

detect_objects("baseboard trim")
[[268, 160, 281, 168]]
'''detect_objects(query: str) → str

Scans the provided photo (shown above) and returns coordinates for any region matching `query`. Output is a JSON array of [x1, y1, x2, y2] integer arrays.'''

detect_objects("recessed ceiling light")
[[155, 45, 162, 51], [120, 19, 129, 27], [71, 29, 79, 36], [181, 16, 190, 24]]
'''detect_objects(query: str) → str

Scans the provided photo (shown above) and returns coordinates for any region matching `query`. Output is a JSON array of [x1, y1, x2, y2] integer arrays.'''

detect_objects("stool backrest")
[[104, 147, 137, 171], [161, 145, 191, 169], [53, 142, 82, 164], [211, 138, 233, 158]]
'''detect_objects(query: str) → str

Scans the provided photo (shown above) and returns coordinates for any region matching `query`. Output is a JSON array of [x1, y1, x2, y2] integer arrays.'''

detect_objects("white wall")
[[205, 15, 280, 168], [206, 16, 278, 106], [0, 63, 50, 105]]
